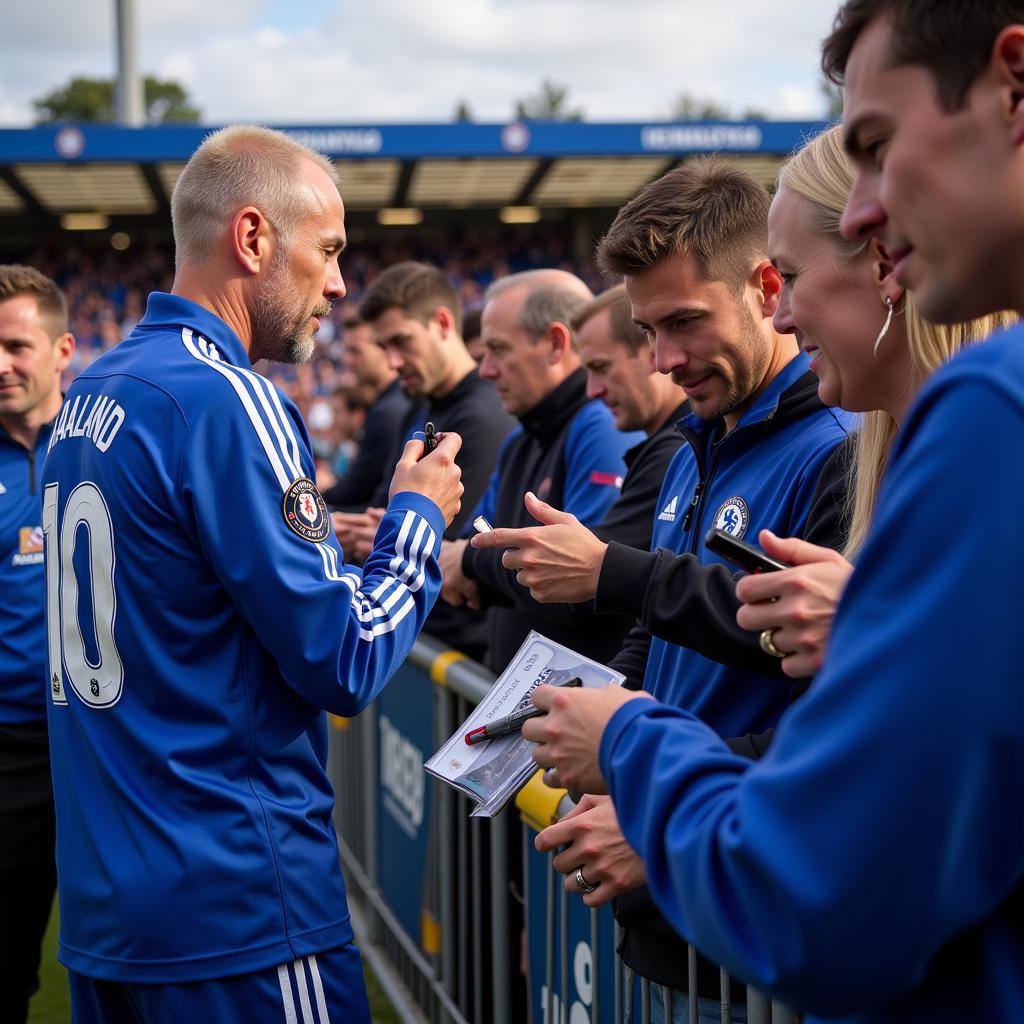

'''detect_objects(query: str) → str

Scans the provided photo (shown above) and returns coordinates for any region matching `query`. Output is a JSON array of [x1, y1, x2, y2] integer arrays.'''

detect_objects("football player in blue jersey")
[[0, 265, 74, 1023], [41, 125, 463, 1023]]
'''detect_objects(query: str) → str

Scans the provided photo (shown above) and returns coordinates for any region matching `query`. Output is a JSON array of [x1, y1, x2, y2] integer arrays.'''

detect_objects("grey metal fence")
[[328, 636, 795, 1024]]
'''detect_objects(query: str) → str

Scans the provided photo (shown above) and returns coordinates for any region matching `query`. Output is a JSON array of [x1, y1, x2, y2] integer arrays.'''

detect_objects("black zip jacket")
[[322, 379, 415, 511], [461, 369, 641, 672], [466, 400, 690, 667], [365, 368, 516, 539]]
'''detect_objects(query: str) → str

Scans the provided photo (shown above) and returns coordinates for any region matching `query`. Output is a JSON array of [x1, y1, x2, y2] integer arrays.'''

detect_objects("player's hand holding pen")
[[389, 429, 464, 527]]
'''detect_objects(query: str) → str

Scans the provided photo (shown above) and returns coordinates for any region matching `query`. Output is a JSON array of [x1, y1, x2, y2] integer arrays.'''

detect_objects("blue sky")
[[0, 0, 840, 126]]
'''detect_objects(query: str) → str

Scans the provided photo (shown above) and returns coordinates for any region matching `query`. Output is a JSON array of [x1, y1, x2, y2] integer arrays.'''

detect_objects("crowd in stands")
[[15, 231, 598, 475]]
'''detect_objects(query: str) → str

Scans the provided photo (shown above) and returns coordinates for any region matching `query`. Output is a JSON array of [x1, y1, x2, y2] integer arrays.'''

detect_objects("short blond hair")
[[170, 125, 337, 269]]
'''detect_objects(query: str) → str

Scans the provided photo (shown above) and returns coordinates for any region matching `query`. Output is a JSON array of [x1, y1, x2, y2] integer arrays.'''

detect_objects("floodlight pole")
[[114, 0, 144, 126]]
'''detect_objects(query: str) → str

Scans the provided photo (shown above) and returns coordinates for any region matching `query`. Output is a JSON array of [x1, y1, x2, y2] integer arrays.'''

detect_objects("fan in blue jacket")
[[444, 269, 643, 670]]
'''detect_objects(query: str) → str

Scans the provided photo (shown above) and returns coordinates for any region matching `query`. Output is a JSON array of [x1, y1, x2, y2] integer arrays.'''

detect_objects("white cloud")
[[773, 83, 828, 119], [0, 0, 837, 126]]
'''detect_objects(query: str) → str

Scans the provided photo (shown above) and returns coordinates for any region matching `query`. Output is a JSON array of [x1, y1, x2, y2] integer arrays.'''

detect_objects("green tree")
[[513, 79, 583, 121], [670, 93, 731, 120], [33, 75, 200, 124], [143, 79, 200, 123], [453, 98, 474, 122], [670, 94, 766, 121]]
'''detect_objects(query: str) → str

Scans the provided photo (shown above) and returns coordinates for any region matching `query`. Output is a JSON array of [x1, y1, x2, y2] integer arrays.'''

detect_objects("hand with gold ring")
[[736, 529, 854, 678], [759, 628, 788, 659]]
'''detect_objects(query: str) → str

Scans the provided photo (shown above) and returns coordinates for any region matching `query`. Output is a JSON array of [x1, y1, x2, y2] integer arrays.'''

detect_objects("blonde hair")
[[779, 126, 1016, 557], [170, 125, 336, 269]]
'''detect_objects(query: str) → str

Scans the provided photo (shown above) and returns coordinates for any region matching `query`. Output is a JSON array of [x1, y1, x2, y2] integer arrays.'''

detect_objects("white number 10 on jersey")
[[42, 482, 125, 709]]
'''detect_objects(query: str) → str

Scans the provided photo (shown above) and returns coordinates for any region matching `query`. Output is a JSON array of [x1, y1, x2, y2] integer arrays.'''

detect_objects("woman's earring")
[[874, 296, 894, 357]]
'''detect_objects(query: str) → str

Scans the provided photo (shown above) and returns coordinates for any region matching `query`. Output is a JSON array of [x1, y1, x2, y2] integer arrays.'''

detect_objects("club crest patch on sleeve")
[[282, 478, 331, 542]]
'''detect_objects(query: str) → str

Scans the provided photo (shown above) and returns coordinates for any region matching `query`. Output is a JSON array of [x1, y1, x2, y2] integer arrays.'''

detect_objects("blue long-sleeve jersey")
[[41, 293, 445, 983], [1, 418, 53, 722], [642, 355, 852, 738], [600, 326, 1024, 1021]]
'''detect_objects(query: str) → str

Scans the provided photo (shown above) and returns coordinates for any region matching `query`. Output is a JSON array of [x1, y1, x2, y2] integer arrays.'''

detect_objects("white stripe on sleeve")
[[245, 371, 303, 482], [262, 373, 304, 477], [181, 329, 293, 492], [246, 369, 303, 481]]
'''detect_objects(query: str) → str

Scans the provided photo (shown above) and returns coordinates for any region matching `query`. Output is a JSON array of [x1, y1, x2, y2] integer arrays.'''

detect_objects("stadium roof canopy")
[[0, 120, 827, 228]]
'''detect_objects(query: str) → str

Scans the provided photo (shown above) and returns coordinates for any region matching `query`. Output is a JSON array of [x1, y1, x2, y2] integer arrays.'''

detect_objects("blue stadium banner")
[[375, 657, 435, 951], [0, 120, 828, 163]]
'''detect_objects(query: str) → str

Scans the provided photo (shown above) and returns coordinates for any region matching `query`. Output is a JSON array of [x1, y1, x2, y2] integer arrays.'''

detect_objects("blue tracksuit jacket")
[[642, 353, 852, 738], [41, 292, 445, 982], [1, 419, 54, 722]]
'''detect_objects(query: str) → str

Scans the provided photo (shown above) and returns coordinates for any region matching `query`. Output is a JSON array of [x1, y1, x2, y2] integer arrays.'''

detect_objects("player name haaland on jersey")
[[47, 392, 126, 455], [41, 292, 447, 983]]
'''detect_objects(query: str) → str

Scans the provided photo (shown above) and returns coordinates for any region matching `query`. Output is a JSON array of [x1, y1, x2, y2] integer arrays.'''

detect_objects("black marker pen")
[[424, 421, 438, 453], [464, 677, 582, 745]]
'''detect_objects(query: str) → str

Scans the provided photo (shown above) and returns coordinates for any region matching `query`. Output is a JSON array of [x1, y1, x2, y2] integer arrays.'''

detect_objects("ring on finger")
[[758, 628, 788, 659], [575, 867, 598, 894]]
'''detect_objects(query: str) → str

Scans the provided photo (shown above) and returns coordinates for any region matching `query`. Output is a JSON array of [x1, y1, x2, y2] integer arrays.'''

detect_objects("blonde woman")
[[734, 126, 1014, 675]]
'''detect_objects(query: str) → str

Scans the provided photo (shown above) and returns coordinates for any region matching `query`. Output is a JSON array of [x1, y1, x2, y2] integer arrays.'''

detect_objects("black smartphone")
[[423, 421, 439, 454], [704, 527, 790, 574]]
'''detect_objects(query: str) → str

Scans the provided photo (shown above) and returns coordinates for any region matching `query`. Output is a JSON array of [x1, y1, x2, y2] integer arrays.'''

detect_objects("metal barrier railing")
[[328, 636, 795, 1024]]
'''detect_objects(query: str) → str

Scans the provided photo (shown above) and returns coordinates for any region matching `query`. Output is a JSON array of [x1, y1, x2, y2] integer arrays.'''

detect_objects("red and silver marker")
[[464, 677, 582, 745]]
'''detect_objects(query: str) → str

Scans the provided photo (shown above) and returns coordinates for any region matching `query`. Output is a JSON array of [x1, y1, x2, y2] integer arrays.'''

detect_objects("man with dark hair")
[[462, 307, 485, 364], [516, 7, 1024, 1022], [333, 261, 514, 548], [321, 315, 413, 510], [0, 264, 74, 1023], [474, 162, 851, 1021], [475, 163, 850, 681], [573, 285, 690, 542], [331, 261, 515, 658], [826, 0, 1024, 325]]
